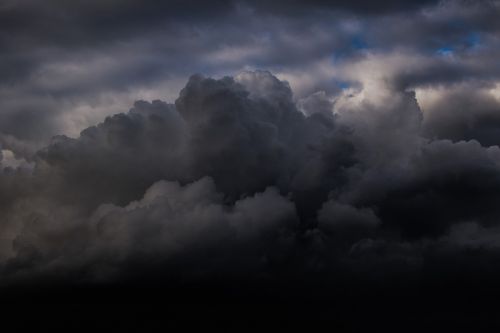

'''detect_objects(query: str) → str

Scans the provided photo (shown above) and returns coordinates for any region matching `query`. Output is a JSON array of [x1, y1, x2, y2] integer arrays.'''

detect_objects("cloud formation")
[[3, 1, 500, 302], [3, 70, 500, 288]]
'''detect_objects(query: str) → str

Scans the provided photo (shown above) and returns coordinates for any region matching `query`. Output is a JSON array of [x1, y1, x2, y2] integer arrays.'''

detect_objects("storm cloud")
[[2, 67, 500, 289], [3, 3, 500, 327]]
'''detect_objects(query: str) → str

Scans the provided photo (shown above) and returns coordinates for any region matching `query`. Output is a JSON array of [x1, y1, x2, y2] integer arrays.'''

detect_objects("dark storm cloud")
[[5, 177, 297, 283], [4, 71, 500, 286], [0, 71, 347, 282], [25, 71, 351, 212], [3, 0, 500, 291]]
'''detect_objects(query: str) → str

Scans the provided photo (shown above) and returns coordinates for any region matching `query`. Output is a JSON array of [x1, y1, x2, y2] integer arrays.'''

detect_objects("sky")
[[2, 0, 500, 328]]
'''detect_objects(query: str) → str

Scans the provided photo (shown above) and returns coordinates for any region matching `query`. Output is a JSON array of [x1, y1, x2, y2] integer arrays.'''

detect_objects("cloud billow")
[[3, 71, 500, 287]]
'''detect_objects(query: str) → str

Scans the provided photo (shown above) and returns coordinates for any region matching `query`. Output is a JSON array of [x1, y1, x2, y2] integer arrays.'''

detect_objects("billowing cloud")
[[4, 177, 297, 283], [4, 5, 500, 321], [3, 70, 500, 289]]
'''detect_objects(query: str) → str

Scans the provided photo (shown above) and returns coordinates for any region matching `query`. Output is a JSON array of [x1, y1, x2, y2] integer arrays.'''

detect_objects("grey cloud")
[[422, 85, 500, 146], [4, 2, 500, 323], [297, 91, 335, 118], [4, 177, 297, 283], [3, 71, 500, 286], [0, 71, 352, 283], [0, 54, 500, 290], [2, 0, 498, 149]]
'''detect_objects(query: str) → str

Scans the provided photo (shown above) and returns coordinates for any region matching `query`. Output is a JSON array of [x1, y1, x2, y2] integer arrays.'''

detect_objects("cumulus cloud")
[[0, 71, 346, 284], [3, 0, 500, 297], [4, 177, 297, 283], [2, 70, 500, 288], [5, 2, 500, 328]]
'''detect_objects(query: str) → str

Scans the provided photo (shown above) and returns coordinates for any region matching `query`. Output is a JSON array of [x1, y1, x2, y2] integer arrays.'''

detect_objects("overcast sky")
[[3, 2, 500, 323], [1, 0, 498, 142]]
